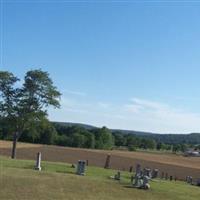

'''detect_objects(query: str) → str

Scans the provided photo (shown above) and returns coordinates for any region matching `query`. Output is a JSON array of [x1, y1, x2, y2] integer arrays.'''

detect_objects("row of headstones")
[[76, 154, 112, 175], [160, 172, 177, 181], [35, 152, 200, 187], [34, 153, 157, 180], [186, 176, 200, 186], [34, 152, 88, 175]]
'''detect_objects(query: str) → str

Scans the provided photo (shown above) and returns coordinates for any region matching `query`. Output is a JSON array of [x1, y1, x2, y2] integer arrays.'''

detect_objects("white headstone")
[[35, 152, 41, 171]]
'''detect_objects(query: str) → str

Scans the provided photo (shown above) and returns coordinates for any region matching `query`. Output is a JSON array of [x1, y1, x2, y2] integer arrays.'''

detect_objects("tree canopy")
[[0, 69, 61, 158]]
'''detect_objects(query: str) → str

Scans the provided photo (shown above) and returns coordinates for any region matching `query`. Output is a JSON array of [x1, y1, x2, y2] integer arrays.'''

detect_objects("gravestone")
[[134, 175, 143, 187], [143, 176, 150, 190], [170, 176, 173, 181], [196, 179, 200, 186], [186, 176, 189, 183], [132, 164, 151, 190], [35, 152, 41, 171], [135, 164, 141, 176], [189, 176, 193, 184], [76, 160, 86, 175], [104, 154, 111, 169], [152, 169, 159, 179], [134, 164, 143, 187], [143, 168, 151, 178]]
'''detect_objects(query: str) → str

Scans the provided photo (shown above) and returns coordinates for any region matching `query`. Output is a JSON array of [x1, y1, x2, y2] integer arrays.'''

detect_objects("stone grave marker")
[[143, 176, 150, 190], [35, 152, 41, 171], [135, 164, 141, 175], [144, 168, 151, 178], [196, 178, 200, 186], [104, 154, 111, 169], [189, 176, 193, 184], [76, 160, 86, 175], [152, 169, 159, 179]]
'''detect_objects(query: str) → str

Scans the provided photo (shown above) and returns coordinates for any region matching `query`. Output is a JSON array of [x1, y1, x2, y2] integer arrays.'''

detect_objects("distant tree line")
[[1, 120, 199, 152]]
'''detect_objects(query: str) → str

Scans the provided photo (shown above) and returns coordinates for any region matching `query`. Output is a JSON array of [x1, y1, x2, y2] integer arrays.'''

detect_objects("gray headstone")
[[143, 176, 149, 185], [76, 160, 86, 175], [189, 176, 193, 184], [143, 168, 151, 178], [135, 164, 141, 176], [134, 174, 143, 187], [143, 176, 150, 190], [104, 154, 111, 169], [35, 152, 41, 171], [152, 169, 159, 179], [196, 178, 200, 186]]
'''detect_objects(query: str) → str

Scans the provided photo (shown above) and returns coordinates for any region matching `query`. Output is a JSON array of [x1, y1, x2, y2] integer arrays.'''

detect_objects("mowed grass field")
[[1, 156, 200, 200], [1, 140, 200, 180]]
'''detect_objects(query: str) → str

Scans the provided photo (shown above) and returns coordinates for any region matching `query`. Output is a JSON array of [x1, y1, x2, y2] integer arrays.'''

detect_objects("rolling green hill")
[[52, 121, 200, 145]]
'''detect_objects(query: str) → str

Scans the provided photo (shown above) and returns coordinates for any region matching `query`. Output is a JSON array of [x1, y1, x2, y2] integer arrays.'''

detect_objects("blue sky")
[[1, 1, 200, 133]]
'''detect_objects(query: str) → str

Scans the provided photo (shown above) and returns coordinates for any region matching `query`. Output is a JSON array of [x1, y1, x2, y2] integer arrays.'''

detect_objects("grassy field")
[[1, 140, 200, 180], [0, 156, 200, 200]]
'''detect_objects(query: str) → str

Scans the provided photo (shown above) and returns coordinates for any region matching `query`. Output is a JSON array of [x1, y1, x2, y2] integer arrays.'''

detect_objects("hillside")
[[52, 122, 200, 144]]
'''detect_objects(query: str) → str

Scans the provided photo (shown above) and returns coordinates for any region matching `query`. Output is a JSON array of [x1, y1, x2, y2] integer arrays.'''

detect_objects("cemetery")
[[1, 147, 200, 200], [0, 141, 200, 199]]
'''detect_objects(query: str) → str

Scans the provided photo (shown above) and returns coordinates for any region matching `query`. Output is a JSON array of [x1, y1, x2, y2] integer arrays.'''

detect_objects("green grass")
[[0, 156, 199, 200]]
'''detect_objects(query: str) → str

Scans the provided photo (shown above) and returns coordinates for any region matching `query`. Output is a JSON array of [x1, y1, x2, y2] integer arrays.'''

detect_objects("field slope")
[[0, 156, 200, 200]]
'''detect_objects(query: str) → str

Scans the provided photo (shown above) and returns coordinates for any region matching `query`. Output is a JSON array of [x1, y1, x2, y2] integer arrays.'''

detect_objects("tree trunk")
[[11, 132, 18, 159]]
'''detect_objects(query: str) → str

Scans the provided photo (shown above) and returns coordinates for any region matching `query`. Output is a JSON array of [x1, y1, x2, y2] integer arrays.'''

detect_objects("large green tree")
[[94, 127, 114, 149], [0, 69, 61, 158]]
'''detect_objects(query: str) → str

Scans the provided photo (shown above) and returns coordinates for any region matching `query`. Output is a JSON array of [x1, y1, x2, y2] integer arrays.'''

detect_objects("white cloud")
[[97, 102, 111, 109], [49, 96, 200, 134], [123, 98, 200, 133], [62, 89, 86, 97]]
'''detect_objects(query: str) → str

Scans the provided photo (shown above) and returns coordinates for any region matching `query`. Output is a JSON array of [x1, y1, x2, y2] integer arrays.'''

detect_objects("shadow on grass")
[[23, 165, 35, 169], [124, 185, 135, 189], [55, 170, 75, 175]]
